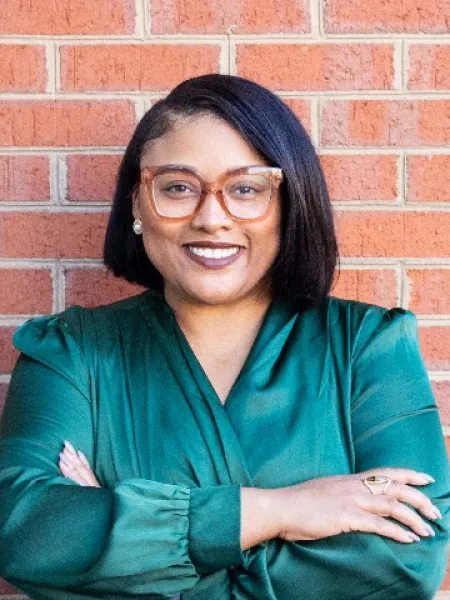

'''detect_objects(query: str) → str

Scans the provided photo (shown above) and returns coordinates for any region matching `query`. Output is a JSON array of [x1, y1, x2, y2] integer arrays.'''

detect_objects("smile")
[[187, 246, 240, 259]]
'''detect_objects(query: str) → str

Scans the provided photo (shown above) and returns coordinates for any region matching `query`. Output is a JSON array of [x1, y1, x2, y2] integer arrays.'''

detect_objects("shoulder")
[[12, 290, 155, 373], [326, 296, 419, 361]]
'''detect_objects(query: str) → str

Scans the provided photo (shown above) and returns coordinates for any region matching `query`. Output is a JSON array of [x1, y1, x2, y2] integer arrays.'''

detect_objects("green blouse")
[[0, 291, 449, 599]]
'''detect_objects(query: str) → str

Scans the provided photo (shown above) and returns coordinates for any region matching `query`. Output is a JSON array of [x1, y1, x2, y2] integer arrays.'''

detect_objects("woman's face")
[[133, 114, 281, 307]]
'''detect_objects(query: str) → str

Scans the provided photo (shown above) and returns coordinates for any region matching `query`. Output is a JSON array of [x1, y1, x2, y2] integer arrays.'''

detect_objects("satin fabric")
[[0, 290, 449, 599]]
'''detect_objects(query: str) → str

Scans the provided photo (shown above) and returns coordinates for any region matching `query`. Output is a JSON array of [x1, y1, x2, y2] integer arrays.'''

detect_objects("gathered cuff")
[[188, 484, 245, 574]]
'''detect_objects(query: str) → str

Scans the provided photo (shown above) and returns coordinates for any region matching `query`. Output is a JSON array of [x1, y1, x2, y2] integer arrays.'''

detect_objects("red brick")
[[60, 45, 220, 92], [0, 0, 135, 35], [406, 269, 450, 315], [151, 0, 310, 34], [418, 327, 450, 371], [321, 155, 398, 202], [66, 155, 122, 202], [65, 268, 144, 308], [0, 101, 135, 147], [407, 155, 450, 203], [0, 327, 18, 374], [325, 0, 450, 34], [237, 44, 394, 91], [0, 269, 53, 315], [0, 155, 50, 201], [432, 381, 450, 427], [322, 100, 450, 147], [0, 45, 46, 92], [331, 269, 398, 306], [408, 45, 450, 91], [0, 212, 108, 259], [282, 99, 311, 134], [336, 212, 450, 258]]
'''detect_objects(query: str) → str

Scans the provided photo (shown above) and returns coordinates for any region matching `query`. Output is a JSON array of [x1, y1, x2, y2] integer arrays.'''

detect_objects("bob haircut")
[[104, 74, 339, 311]]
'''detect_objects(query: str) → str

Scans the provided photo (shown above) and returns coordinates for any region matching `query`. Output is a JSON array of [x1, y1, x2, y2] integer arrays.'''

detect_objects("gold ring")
[[363, 475, 392, 495]]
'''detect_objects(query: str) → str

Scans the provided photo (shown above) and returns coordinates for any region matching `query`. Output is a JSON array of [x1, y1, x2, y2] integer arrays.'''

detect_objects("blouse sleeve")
[[258, 305, 450, 600], [0, 311, 244, 598], [349, 306, 450, 597]]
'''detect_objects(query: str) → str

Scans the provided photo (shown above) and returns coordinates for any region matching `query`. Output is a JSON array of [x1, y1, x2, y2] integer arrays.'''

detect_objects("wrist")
[[240, 487, 282, 550]]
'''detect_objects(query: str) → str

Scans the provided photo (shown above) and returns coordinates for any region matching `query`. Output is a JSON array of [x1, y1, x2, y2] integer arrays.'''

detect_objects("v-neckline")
[[140, 290, 297, 409], [171, 302, 276, 409]]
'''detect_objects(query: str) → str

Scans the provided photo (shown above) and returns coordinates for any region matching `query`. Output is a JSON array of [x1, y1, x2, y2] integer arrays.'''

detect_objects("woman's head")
[[104, 74, 338, 310]]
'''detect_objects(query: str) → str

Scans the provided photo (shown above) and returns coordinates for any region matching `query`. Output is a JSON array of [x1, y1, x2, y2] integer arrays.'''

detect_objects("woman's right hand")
[[241, 468, 442, 550]]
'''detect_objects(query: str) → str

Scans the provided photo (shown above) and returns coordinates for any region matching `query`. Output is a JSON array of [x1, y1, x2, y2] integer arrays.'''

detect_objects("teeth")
[[188, 246, 240, 259]]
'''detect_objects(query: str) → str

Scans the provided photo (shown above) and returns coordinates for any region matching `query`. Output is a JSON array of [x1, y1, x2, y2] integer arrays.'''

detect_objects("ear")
[[131, 183, 141, 221]]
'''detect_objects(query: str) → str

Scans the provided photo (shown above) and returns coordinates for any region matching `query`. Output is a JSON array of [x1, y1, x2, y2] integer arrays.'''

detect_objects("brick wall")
[[0, 0, 450, 597]]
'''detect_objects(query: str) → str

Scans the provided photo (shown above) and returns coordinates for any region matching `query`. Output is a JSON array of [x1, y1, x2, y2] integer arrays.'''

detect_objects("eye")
[[164, 183, 193, 194]]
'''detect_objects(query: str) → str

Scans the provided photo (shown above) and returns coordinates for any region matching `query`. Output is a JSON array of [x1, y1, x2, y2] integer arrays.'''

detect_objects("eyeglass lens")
[[151, 169, 273, 219]]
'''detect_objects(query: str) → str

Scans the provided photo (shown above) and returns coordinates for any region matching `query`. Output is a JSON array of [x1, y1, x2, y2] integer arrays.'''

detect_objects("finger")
[[356, 494, 435, 538], [349, 511, 421, 544], [387, 480, 441, 520], [363, 468, 434, 486], [59, 457, 89, 486], [61, 449, 100, 487]]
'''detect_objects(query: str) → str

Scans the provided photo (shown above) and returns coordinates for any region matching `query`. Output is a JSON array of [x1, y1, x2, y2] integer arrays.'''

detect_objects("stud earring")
[[132, 219, 142, 235]]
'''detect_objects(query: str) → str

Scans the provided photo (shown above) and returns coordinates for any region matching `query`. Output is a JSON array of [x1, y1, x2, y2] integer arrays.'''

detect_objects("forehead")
[[140, 114, 268, 177]]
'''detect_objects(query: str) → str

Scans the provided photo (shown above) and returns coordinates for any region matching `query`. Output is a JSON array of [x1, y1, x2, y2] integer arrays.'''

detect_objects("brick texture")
[[0, 269, 53, 315], [0, 155, 50, 202], [433, 381, 450, 427], [325, 0, 450, 34], [150, 0, 310, 34], [408, 45, 450, 91], [336, 212, 450, 258], [407, 155, 450, 203], [0, 0, 135, 35], [418, 327, 450, 371], [331, 269, 398, 306], [282, 99, 311, 134], [321, 154, 398, 202], [0, 45, 46, 92], [0, 212, 108, 259], [64, 268, 144, 307], [406, 269, 450, 314], [1, 0, 450, 595], [0, 327, 18, 374], [322, 100, 450, 147], [66, 154, 122, 202], [237, 44, 394, 91], [60, 45, 221, 92], [0, 101, 136, 147]]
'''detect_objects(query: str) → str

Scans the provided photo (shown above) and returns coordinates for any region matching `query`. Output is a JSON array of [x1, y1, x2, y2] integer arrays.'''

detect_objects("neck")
[[164, 290, 272, 341]]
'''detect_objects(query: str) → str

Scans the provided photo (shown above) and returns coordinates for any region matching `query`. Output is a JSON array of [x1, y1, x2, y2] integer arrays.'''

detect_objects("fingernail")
[[433, 507, 443, 520], [424, 524, 436, 537], [78, 451, 89, 467], [420, 473, 435, 483], [64, 440, 77, 455], [59, 452, 73, 468], [408, 532, 420, 542]]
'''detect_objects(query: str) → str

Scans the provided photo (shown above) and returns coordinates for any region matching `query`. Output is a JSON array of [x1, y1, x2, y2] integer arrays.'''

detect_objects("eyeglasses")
[[140, 164, 284, 222]]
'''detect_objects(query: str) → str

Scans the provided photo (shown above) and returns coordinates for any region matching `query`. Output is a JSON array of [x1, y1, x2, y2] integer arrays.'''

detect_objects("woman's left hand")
[[59, 441, 101, 487]]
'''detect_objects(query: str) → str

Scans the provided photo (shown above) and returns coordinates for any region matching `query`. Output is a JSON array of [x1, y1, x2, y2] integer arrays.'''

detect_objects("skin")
[[59, 114, 441, 549]]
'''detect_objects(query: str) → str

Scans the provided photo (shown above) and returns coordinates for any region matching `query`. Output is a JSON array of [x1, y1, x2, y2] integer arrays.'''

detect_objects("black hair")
[[104, 74, 339, 311]]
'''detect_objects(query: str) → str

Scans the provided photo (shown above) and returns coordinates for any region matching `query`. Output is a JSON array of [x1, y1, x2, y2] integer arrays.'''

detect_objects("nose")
[[190, 190, 233, 232]]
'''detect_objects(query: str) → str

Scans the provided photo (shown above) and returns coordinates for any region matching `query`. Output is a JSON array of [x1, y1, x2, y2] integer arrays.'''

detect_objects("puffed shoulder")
[[12, 306, 91, 401], [350, 303, 419, 364]]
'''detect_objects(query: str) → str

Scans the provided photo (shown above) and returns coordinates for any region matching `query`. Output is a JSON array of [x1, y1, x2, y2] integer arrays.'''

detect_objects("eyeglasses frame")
[[139, 164, 284, 223]]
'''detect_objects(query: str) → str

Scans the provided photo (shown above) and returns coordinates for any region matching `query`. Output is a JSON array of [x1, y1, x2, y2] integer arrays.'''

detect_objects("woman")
[[0, 74, 448, 600]]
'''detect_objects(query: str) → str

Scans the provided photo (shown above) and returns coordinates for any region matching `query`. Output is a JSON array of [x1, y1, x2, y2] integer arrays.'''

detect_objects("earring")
[[132, 219, 142, 235]]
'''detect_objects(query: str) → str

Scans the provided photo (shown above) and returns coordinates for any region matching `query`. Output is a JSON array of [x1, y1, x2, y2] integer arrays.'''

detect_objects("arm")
[[0, 314, 245, 597], [230, 307, 450, 600]]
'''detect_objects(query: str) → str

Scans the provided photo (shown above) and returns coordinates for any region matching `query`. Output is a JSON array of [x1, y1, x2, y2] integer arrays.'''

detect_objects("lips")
[[183, 242, 244, 269]]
